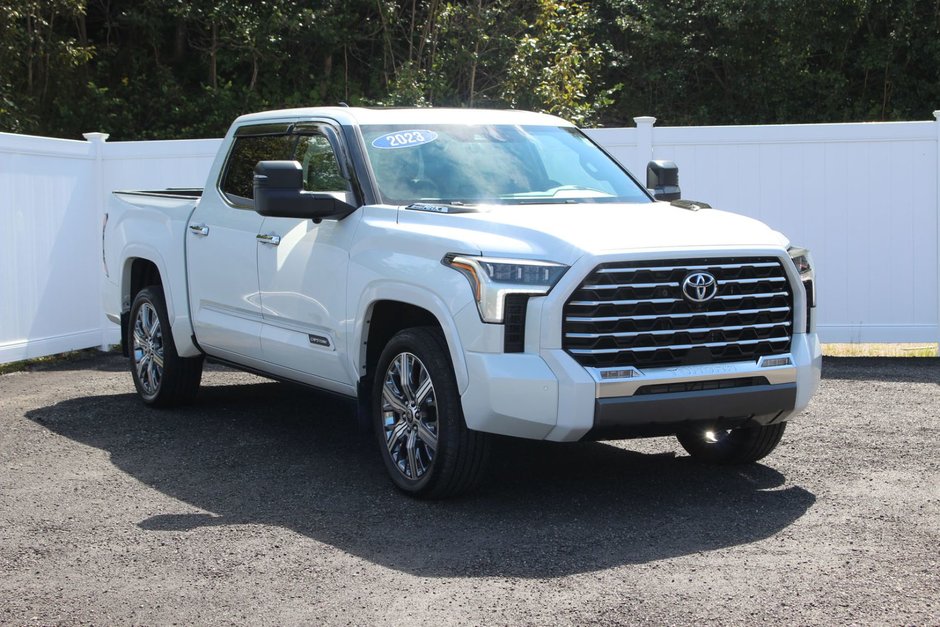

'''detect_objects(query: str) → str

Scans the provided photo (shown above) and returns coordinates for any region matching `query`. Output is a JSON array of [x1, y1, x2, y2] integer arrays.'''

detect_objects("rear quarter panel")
[[104, 191, 200, 357]]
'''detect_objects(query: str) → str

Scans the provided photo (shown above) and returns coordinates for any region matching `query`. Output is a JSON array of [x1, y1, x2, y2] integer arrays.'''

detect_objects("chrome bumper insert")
[[591, 354, 798, 398]]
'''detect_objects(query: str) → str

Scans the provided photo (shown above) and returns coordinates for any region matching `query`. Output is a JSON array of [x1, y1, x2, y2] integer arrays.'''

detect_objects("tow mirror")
[[253, 161, 356, 221], [646, 160, 681, 201]]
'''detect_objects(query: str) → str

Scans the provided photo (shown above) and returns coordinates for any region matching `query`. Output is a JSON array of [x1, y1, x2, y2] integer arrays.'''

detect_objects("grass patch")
[[0, 348, 114, 375], [822, 343, 939, 357]]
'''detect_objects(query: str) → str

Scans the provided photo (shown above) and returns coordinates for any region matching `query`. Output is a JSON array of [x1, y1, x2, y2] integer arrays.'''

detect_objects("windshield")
[[361, 124, 651, 206]]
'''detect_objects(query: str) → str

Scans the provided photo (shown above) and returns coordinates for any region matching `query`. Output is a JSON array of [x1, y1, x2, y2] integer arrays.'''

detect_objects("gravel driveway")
[[1, 353, 937, 625]]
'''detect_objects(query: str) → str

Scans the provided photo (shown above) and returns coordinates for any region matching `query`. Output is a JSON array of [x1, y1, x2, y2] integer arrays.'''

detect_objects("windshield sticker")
[[371, 130, 438, 150]]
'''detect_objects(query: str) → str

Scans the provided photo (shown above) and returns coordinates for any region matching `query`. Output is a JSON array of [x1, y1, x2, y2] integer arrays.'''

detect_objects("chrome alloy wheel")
[[132, 302, 164, 396], [381, 352, 439, 481]]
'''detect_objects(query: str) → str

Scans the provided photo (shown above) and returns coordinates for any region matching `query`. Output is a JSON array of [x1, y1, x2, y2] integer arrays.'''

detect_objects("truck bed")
[[113, 188, 203, 199]]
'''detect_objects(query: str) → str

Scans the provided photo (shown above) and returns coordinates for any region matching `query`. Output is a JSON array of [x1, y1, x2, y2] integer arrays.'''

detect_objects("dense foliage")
[[2, 0, 939, 139]]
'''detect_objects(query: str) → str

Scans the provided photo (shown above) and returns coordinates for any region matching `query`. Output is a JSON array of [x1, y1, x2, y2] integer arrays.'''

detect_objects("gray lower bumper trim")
[[594, 383, 797, 429]]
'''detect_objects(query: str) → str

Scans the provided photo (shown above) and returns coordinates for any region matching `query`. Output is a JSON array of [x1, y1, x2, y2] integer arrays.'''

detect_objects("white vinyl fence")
[[0, 133, 221, 363], [1, 113, 938, 364], [586, 113, 940, 343]]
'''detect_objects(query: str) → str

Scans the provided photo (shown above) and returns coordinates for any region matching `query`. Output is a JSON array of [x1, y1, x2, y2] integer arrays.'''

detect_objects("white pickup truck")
[[102, 107, 820, 498]]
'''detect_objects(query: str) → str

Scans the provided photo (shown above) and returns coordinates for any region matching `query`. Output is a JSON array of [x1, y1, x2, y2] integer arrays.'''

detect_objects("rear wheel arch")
[[120, 258, 164, 356], [127, 258, 163, 302], [127, 286, 203, 407]]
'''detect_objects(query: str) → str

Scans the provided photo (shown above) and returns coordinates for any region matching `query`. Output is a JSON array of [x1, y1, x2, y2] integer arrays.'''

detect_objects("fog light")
[[600, 368, 641, 379], [760, 356, 792, 368]]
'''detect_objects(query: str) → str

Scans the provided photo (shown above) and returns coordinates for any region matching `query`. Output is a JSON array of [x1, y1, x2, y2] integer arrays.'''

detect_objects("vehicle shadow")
[[26, 381, 815, 578]]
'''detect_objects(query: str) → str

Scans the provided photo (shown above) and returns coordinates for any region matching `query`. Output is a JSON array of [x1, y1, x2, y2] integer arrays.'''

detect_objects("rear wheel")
[[373, 327, 489, 498], [128, 286, 203, 406], [676, 422, 787, 464]]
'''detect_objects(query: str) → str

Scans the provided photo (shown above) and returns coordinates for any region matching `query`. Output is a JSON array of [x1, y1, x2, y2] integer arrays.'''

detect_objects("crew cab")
[[102, 107, 821, 498]]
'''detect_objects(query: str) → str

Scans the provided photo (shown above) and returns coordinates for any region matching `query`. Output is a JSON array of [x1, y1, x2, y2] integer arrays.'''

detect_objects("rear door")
[[186, 124, 295, 363]]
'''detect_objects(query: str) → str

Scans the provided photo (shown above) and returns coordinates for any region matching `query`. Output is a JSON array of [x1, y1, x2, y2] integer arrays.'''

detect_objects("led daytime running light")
[[443, 254, 569, 323]]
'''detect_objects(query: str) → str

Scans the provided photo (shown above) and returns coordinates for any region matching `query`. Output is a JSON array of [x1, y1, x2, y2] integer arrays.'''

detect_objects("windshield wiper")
[[510, 198, 586, 205]]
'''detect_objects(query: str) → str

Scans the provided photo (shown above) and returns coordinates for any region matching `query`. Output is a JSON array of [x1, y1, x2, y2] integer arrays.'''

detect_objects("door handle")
[[256, 233, 281, 246], [189, 224, 209, 236]]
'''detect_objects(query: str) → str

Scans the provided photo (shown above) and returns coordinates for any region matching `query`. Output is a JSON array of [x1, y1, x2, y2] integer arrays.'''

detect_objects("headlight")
[[789, 246, 815, 333], [788, 246, 815, 307], [443, 254, 569, 323]]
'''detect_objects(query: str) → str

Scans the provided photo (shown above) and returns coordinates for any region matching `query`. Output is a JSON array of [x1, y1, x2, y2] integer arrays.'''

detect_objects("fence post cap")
[[82, 132, 110, 143], [633, 116, 657, 126], [933, 110, 940, 120]]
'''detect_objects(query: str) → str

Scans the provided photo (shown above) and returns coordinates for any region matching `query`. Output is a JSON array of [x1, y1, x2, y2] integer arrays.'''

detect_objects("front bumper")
[[459, 331, 821, 442], [591, 382, 796, 440]]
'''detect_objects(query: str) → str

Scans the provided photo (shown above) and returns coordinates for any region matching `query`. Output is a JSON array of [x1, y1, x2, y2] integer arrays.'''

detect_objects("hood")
[[398, 201, 789, 265]]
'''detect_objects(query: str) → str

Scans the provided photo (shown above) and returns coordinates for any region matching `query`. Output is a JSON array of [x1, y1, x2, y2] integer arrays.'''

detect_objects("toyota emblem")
[[681, 271, 718, 303]]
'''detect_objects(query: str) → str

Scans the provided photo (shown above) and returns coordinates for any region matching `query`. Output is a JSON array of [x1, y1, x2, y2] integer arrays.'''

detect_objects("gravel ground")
[[1, 353, 937, 626]]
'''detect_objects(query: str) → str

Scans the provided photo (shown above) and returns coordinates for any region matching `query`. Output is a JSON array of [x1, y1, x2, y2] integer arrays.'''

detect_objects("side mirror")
[[253, 161, 356, 221], [646, 160, 681, 201]]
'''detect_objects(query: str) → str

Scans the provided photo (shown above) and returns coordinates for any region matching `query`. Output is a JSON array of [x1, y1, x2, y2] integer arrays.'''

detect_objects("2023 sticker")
[[371, 130, 438, 149]]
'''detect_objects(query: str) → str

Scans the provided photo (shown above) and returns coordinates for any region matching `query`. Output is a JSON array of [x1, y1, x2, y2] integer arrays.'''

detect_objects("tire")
[[128, 286, 203, 407], [373, 327, 489, 498], [676, 422, 787, 464]]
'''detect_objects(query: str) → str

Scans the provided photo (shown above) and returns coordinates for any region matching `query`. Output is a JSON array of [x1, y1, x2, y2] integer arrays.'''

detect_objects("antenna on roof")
[[338, 102, 350, 107]]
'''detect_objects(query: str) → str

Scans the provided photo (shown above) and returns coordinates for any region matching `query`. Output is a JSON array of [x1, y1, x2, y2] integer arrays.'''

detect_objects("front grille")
[[563, 257, 793, 369]]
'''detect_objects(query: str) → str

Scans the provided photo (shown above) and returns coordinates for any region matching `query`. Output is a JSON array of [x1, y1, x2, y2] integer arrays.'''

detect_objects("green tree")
[[0, 0, 93, 132], [503, 0, 618, 125], [3, 0, 940, 139], [600, 0, 940, 125]]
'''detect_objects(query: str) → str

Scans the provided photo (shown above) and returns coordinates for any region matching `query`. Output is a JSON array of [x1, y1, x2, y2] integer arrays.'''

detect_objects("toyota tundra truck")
[[102, 106, 821, 498]]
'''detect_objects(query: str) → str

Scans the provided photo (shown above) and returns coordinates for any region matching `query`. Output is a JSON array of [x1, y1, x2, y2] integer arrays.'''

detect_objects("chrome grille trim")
[[562, 256, 794, 369], [570, 337, 791, 355], [596, 261, 780, 274], [569, 297, 681, 307], [582, 281, 679, 290], [583, 276, 786, 290], [566, 306, 791, 323], [568, 291, 785, 307], [566, 321, 791, 340]]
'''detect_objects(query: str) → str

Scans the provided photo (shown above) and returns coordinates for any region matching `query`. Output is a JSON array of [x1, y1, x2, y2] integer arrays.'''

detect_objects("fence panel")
[[2, 116, 938, 364], [0, 134, 221, 363], [647, 121, 939, 343], [101, 138, 223, 193], [0, 133, 100, 363]]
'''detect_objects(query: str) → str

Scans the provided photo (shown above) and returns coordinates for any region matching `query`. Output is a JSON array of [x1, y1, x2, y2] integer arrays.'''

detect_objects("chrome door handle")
[[256, 233, 281, 246], [189, 224, 209, 236]]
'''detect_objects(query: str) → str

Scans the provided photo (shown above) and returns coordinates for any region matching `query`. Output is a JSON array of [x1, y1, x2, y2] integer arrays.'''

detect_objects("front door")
[[256, 129, 360, 393]]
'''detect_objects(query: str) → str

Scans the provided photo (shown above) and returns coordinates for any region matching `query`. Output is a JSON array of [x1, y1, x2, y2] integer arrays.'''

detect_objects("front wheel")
[[676, 422, 787, 464], [128, 286, 203, 407], [373, 327, 489, 498]]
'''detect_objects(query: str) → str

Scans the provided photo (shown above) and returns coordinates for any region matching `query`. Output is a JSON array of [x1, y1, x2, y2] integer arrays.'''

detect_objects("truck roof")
[[232, 106, 575, 128]]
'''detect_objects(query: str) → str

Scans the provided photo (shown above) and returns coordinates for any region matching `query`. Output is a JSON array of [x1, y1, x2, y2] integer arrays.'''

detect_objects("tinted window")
[[293, 134, 349, 193], [221, 134, 296, 201]]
